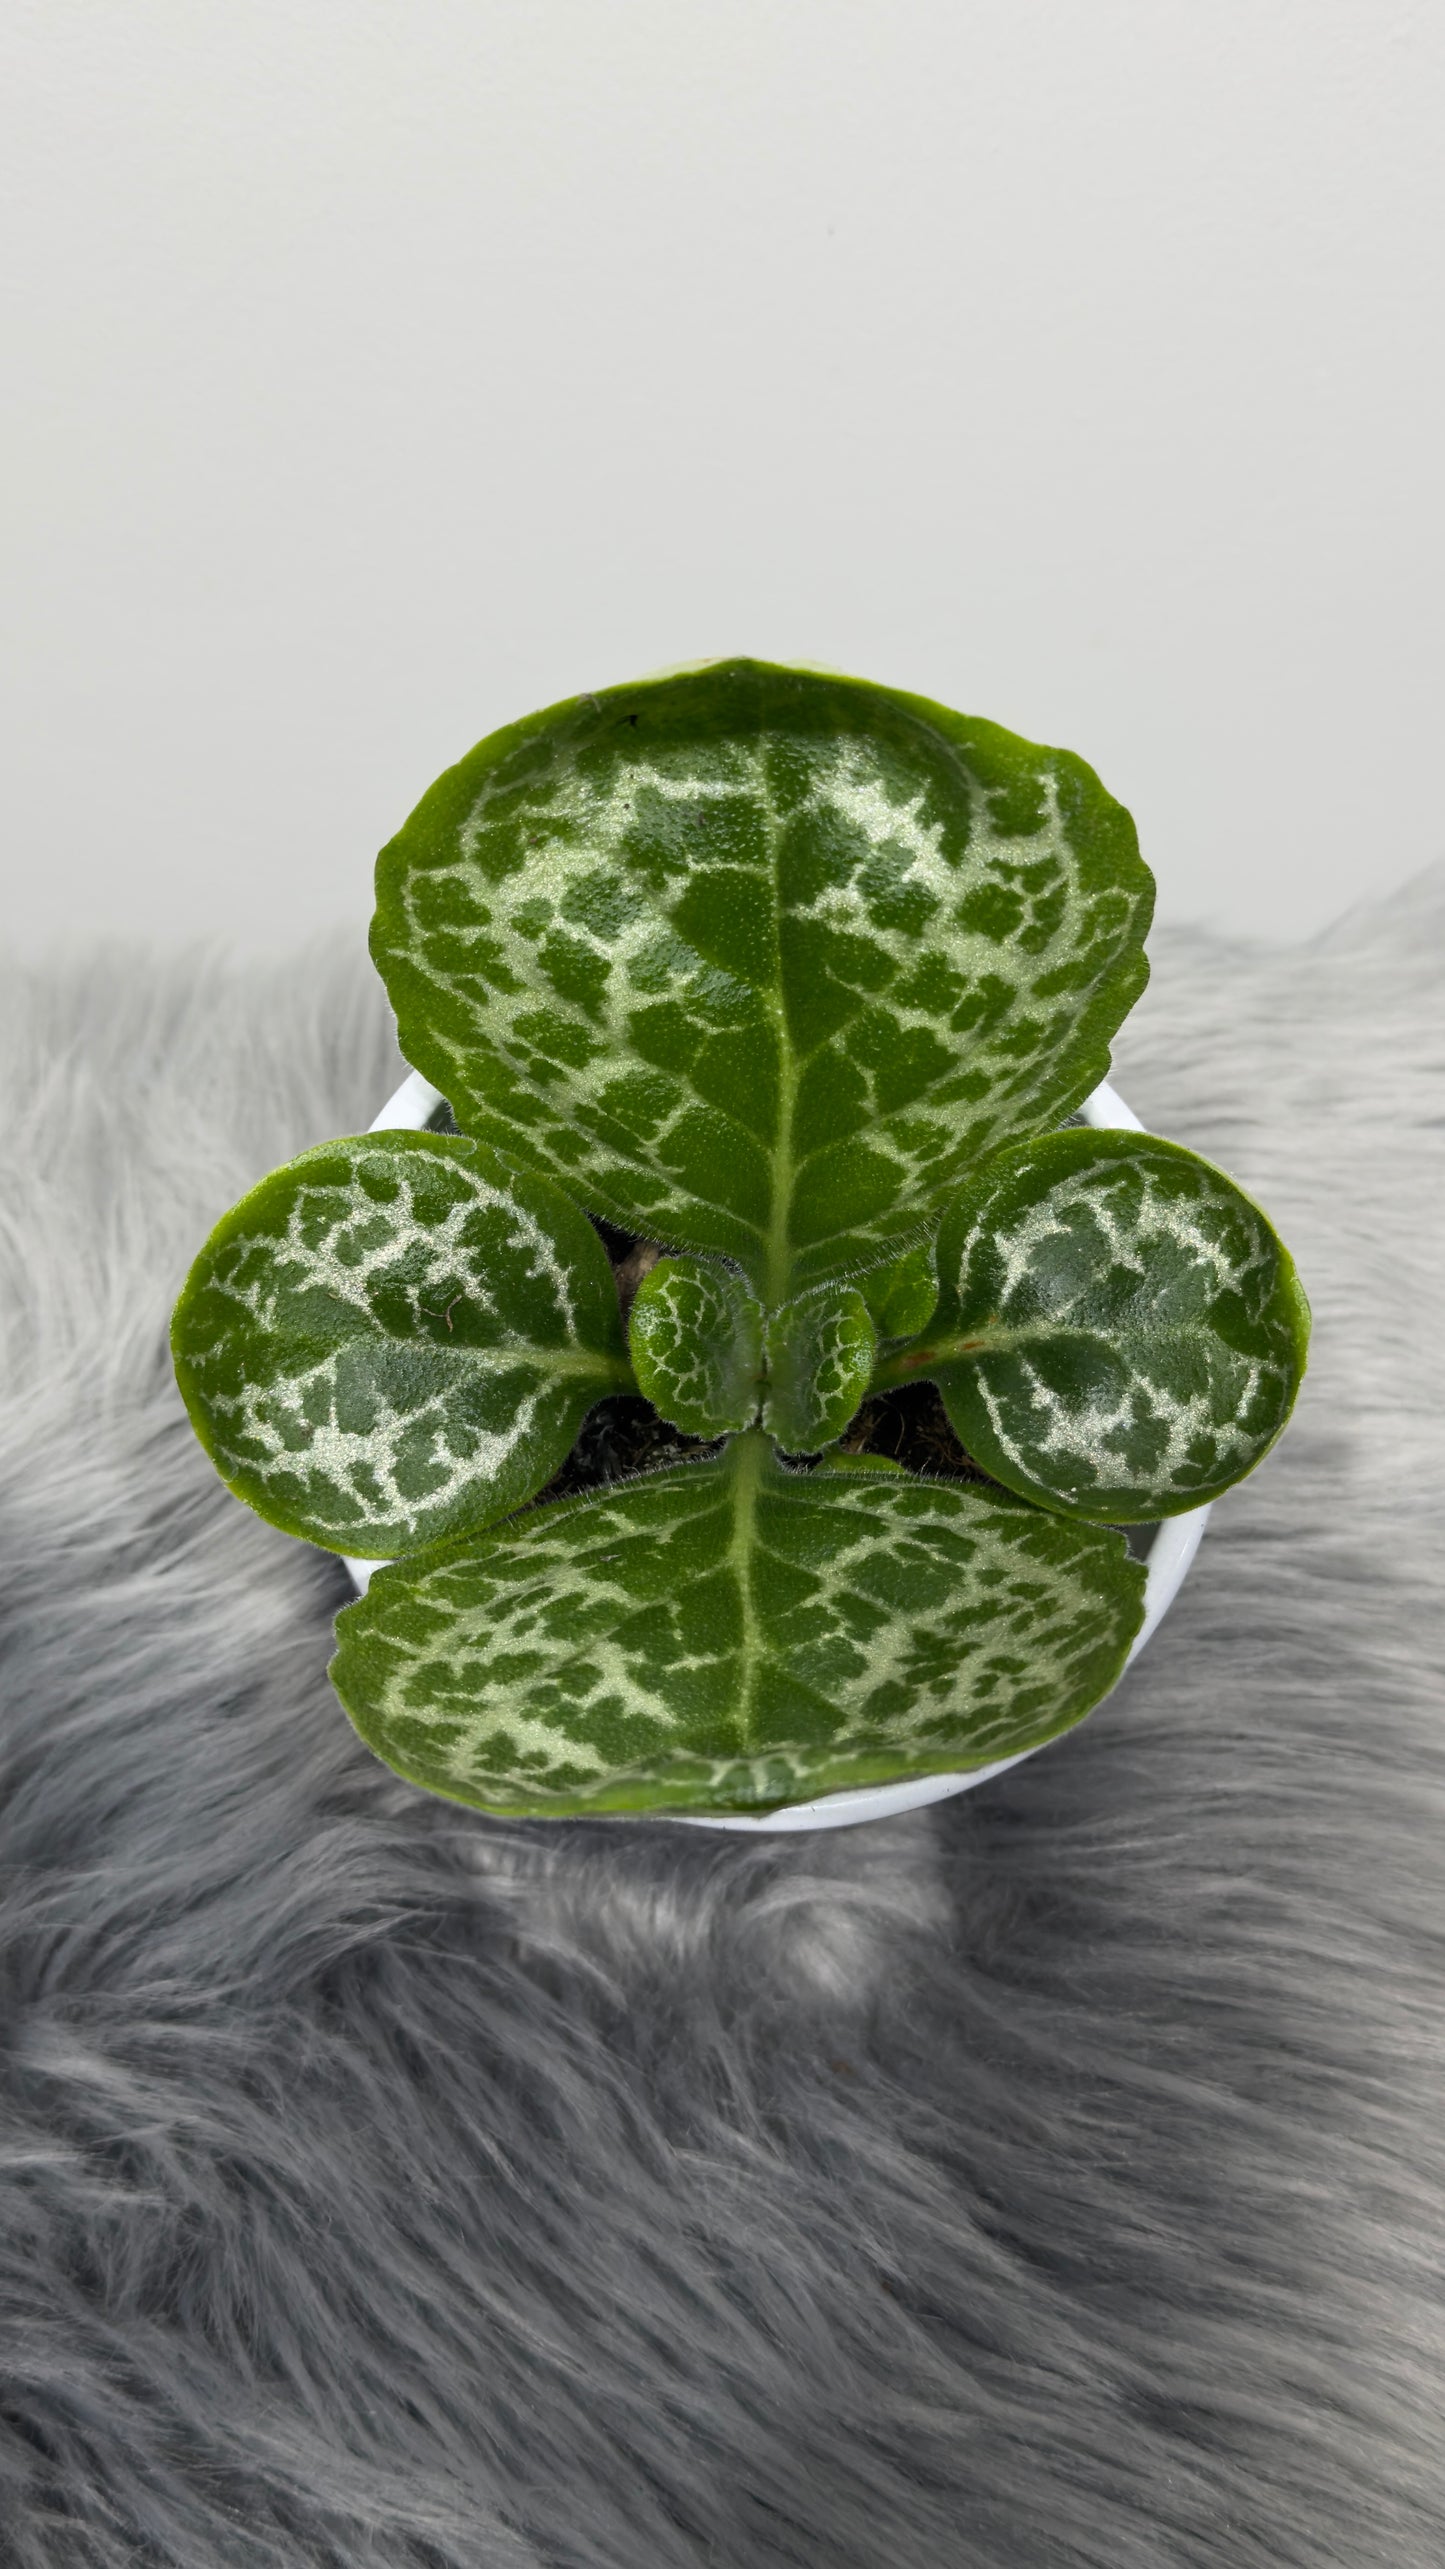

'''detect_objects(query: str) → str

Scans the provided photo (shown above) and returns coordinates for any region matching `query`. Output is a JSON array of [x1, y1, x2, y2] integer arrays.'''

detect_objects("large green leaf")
[[888, 1128, 1310, 1521], [627, 1255, 763, 1436], [329, 1432, 1146, 1817], [171, 1131, 631, 1556], [763, 1287, 876, 1451], [370, 659, 1154, 1305]]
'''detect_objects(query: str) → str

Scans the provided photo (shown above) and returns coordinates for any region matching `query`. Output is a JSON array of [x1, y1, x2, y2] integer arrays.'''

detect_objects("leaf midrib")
[[727, 1431, 768, 1753], [755, 749, 799, 1310], [875, 1311, 1246, 1386], [258, 1289, 632, 1386]]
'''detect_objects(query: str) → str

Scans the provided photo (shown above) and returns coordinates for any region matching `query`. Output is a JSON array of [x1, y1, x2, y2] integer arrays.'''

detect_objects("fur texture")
[[1, 876, 1442, 2568]]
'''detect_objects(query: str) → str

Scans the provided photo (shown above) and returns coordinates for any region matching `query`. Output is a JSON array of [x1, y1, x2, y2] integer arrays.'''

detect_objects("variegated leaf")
[[763, 1287, 877, 1451], [370, 659, 1154, 1305], [329, 1433, 1147, 1818], [171, 1131, 631, 1556], [627, 1255, 763, 1436], [892, 1128, 1310, 1521]]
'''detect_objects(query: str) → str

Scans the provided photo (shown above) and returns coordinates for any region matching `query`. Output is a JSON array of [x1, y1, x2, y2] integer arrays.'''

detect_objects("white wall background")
[[3, 0, 1442, 957]]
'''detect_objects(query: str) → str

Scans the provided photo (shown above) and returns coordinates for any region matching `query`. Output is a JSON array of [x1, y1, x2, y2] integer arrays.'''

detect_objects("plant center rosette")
[[172, 661, 1309, 1818]]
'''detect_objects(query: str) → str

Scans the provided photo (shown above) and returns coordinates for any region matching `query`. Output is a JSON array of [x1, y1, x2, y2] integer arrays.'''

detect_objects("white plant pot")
[[344, 1071, 1209, 1833]]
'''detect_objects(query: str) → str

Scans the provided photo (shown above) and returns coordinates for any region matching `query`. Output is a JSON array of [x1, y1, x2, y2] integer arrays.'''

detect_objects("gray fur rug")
[[3, 873, 1443, 2569]]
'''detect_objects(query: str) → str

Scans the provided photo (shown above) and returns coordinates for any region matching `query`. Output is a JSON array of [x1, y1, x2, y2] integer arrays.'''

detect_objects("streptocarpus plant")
[[171, 660, 1310, 1819]]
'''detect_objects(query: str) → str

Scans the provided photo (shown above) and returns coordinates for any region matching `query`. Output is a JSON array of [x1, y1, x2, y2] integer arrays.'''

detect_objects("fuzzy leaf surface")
[[370, 658, 1154, 1305], [763, 1288, 877, 1451], [912, 1128, 1311, 1521], [628, 1256, 764, 1436], [171, 1131, 629, 1556], [858, 1243, 939, 1343], [330, 1434, 1146, 1817]]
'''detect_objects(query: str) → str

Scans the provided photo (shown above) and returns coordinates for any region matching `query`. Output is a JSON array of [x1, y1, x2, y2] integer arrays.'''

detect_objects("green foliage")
[[906, 1130, 1311, 1522], [628, 1256, 763, 1436], [173, 659, 1311, 1819], [858, 1245, 939, 1344], [369, 659, 1154, 1306], [330, 1434, 1146, 1818], [171, 1132, 630, 1555], [763, 1287, 876, 1451]]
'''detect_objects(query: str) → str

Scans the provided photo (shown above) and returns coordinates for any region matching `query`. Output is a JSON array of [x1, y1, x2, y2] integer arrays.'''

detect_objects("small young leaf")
[[330, 1433, 1147, 1818], [628, 1256, 764, 1436], [370, 659, 1153, 1306], [909, 1128, 1310, 1521], [858, 1243, 939, 1343], [763, 1288, 877, 1451], [171, 1131, 630, 1556]]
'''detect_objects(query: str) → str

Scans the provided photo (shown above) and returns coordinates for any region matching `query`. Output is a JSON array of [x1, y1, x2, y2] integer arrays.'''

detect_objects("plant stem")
[[869, 1336, 988, 1392]]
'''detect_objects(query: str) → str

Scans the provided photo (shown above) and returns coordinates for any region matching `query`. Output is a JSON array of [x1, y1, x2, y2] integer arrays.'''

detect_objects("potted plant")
[[171, 660, 1309, 1832]]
